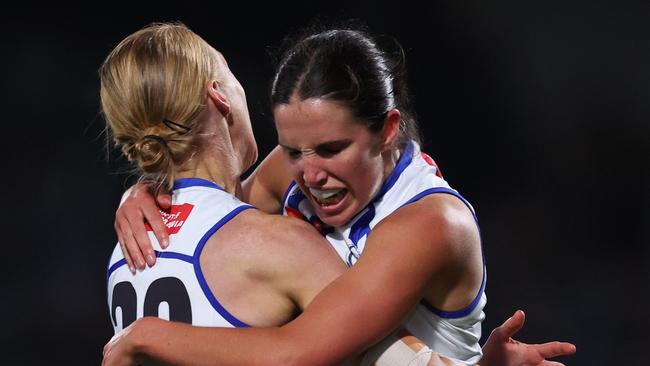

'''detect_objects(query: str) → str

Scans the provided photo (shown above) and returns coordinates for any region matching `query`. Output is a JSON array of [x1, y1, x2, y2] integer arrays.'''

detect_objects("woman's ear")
[[381, 109, 401, 149], [207, 80, 231, 119]]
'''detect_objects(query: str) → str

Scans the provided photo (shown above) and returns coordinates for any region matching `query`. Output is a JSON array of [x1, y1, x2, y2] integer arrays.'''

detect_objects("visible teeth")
[[309, 188, 342, 200]]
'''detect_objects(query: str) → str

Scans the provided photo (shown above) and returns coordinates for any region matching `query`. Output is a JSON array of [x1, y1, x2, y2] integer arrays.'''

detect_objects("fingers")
[[117, 233, 135, 274], [127, 211, 157, 267], [142, 201, 169, 250], [134, 188, 169, 252], [115, 217, 145, 271], [114, 183, 171, 272], [156, 193, 172, 209], [493, 309, 526, 340], [115, 218, 135, 273], [536, 341, 577, 358], [117, 188, 166, 268]]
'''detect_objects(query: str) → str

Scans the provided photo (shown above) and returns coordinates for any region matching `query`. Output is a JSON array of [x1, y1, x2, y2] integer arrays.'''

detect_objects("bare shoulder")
[[226, 209, 345, 310], [214, 209, 342, 273], [236, 209, 328, 249], [197, 209, 344, 324], [369, 193, 480, 268]]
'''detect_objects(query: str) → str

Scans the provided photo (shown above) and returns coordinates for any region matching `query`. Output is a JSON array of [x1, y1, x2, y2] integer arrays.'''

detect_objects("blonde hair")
[[100, 22, 218, 191]]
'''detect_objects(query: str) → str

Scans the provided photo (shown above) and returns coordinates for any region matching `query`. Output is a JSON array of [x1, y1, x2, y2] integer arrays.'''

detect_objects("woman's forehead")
[[274, 98, 372, 146], [274, 97, 357, 126]]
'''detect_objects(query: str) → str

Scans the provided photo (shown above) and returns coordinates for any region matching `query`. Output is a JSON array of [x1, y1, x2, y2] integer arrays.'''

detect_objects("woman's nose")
[[302, 160, 328, 186]]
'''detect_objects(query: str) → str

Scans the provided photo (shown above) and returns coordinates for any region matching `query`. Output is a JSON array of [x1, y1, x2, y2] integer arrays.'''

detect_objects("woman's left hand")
[[479, 310, 576, 366], [102, 318, 151, 366]]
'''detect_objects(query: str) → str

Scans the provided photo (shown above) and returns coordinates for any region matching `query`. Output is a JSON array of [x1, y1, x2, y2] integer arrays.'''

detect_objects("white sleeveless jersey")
[[281, 141, 487, 365], [107, 178, 255, 333]]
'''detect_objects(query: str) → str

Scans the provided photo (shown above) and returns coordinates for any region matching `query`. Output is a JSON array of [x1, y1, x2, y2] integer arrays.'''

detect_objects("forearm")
[[130, 317, 297, 366], [130, 279, 406, 366]]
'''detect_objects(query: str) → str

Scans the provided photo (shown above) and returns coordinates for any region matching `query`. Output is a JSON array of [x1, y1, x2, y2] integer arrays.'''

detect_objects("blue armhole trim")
[[422, 269, 486, 319], [106, 251, 194, 279], [401, 187, 487, 319], [280, 181, 297, 214], [193, 204, 256, 328], [107, 257, 126, 282], [157, 251, 194, 262]]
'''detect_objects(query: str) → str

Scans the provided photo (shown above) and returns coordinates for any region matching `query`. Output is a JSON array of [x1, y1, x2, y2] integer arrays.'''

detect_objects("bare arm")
[[103, 196, 467, 366], [104, 312, 577, 366], [104, 198, 576, 366]]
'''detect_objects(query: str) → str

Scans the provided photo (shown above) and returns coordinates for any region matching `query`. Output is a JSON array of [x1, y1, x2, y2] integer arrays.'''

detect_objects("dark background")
[[2, 2, 648, 365]]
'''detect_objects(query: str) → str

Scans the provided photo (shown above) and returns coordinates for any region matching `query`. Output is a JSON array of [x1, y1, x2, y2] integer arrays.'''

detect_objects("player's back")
[[107, 178, 256, 332], [107, 177, 345, 334]]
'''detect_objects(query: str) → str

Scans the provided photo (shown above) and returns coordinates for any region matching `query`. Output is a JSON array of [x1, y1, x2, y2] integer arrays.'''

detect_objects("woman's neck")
[[175, 153, 242, 198], [381, 147, 400, 183]]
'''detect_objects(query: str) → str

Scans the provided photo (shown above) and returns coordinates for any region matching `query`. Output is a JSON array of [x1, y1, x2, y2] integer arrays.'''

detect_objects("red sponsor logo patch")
[[421, 152, 444, 178], [145, 203, 194, 235]]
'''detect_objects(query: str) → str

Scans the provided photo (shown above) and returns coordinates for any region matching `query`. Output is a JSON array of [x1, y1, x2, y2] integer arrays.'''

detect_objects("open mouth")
[[308, 187, 348, 206]]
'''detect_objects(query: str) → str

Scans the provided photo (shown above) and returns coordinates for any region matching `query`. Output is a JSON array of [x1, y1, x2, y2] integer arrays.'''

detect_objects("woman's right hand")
[[115, 183, 171, 272]]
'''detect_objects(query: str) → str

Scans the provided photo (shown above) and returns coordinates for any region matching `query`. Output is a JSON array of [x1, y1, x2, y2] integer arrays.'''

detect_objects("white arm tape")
[[360, 333, 469, 366]]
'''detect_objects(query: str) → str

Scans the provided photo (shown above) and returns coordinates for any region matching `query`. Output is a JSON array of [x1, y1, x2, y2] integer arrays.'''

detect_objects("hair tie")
[[142, 134, 168, 149], [162, 119, 191, 134]]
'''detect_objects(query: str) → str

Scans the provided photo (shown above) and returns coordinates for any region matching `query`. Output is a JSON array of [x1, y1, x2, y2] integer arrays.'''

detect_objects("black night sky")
[[1, 2, 648, 365]]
